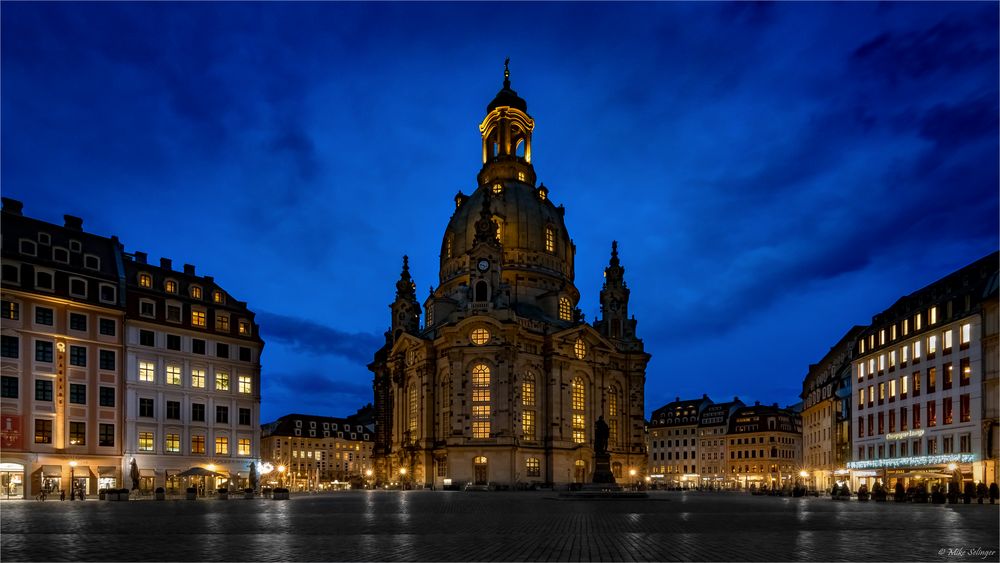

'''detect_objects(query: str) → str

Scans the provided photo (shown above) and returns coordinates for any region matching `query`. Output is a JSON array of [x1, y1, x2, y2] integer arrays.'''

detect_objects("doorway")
[[473, 456, 488, 485]]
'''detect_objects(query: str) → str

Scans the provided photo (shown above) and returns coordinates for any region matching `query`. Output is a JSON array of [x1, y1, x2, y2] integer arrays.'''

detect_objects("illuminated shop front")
[[0, 462, 24, 498]]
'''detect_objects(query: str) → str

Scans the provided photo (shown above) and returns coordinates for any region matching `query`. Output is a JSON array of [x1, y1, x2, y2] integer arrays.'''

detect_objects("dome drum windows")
[[545, 226, 556, 253], [559, 298, 572, 322], [470, 328, 490, 346]]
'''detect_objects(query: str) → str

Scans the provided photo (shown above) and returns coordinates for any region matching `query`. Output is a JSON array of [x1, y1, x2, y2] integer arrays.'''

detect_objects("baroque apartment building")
[[0, 198, 125, 498], [0, 197, 265, 498], [260, 407, 375, 490], [122, 252, 263, 491], [370, 64, 650, 489], [697, 399, 744, 488], [647, 396, 712, 488], [727, 403, 802, 490], [849, 252, 999, 487], [800, 326, 864, 492]]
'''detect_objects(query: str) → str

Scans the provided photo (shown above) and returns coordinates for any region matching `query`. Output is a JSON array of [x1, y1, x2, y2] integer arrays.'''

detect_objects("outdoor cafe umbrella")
[[249, 462, 259, 491], [129, 458, 140, 491], [175, 467, 226, 495]]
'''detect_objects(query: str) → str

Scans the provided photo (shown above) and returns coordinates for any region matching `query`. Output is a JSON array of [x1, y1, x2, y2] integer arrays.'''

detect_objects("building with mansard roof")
[[369, 63, 650, 489]]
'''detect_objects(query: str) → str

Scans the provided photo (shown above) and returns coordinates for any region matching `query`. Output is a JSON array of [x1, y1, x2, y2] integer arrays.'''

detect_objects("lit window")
[[470, 328, 490, 345], [217, 315, 229, 332], [901, 376, 908, 394], [138, 431, 154, 452], [889, 380, 896, 398], [191, 368, 205, 388], [190, 286, 202, 299], [915, 313, 922, 331], [138, 273, 152, 288], [859, 340, 865, 354], [928, 335, 937, 355], [472, 364, 491, 438], [571, 377, 585, 444], [408, 385, 418, 433], [239, 320, 251, 336], [522, 372, 535, 407], [574, 338, 586, 360], [902, 345, 909, 363], [879, 330, 885, 345], [238, 375, 252, 394], [213, 291, 225, 304], [191, 435, 205, 454], [859, 388, 865, 406], [166, 434, 180, 453], [878, 355, 885, 371], [929, 307, 937, 325], [215, 436, 229, 455], [889, 350, 896, 367], [522, 410, 535, 440], [891, 325, 897, 340], [191, 310, 206, 328], [165, 280, 177, 293], [238, 438, 251, 456], [138, 361, 156, 383], [944, 330, 953, 350], [166, 365, 181, 385], [559, 298, 571, 321], [903, 319, 909, 335], [858, 362, 865, 381], [492, 183, 502, 195], [215, 371, 230, 391], [446, 235, 453, 259], [960, 323, 971, 345], [526, 457, 540, 477], [545, 226, 555, 253], [914, 340, 922, 359]]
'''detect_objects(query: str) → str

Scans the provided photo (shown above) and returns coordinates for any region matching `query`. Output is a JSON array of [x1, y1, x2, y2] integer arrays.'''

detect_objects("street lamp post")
[[69, 461, 77, 501], [278, 465, 286, 488], [629, 469, 637, 491], [399, 467, 407, 489]]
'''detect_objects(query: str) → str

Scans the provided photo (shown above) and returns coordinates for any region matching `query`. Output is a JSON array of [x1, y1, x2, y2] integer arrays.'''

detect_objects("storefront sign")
[[0, 415, 21, 449], [885, 429, 925, 441]]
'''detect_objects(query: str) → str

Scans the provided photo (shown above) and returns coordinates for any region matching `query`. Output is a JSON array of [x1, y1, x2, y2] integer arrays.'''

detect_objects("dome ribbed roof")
[[487, 85, 527, 113]]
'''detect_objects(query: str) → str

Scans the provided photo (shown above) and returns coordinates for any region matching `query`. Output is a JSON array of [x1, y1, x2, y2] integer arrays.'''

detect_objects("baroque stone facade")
[[369, 65, 650, 488]]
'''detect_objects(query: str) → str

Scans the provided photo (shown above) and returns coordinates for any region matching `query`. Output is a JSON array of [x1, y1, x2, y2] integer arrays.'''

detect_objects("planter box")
[[273, 490, 290, 500]]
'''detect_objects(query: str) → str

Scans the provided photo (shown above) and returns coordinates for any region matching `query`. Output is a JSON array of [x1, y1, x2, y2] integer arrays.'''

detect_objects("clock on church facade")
[[369, 63, 650, 488]]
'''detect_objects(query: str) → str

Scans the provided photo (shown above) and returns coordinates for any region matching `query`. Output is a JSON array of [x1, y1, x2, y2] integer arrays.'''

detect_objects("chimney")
[[184, 264, 195, 275], [204, 275, 214, 284], [64, 215, 83, 231], [160, 258, 172, 271], [1, 198, 23, 215], [134, 251, 147, 264]]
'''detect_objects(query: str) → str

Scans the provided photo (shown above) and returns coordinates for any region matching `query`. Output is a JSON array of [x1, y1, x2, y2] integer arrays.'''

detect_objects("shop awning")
[[98, 466, 116, 477], [41, 465, 61, 476], [139, 469, 156, 477]]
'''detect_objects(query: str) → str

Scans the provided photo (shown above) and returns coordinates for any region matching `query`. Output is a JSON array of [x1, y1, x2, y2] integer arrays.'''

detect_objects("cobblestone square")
[[2, 490, 998, 562]]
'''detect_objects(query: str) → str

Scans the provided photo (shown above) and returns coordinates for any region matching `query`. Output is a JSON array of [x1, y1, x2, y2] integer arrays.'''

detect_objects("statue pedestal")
[[584, 452, 621, 491]]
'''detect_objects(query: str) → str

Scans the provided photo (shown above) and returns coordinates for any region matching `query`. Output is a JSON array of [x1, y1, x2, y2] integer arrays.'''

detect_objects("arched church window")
[[559, 297, 571, 321], [574, 338, 586, 360], [470, 328, 490, 345], [408, 385, 418, 434], [545, 226, 556, 253], [472, 364, 491, 438], [521, 371, 535, 407], [475, 281, 488, 302], [571, 377, 585, 444], [607, 385, 619, 447]]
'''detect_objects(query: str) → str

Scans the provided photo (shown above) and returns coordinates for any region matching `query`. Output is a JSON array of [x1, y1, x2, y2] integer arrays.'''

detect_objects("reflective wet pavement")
[[1, 490, 997, 561]]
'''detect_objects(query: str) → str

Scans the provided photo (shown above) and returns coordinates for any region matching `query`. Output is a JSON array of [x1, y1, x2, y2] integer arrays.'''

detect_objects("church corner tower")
[[371, 62, 650, 489]]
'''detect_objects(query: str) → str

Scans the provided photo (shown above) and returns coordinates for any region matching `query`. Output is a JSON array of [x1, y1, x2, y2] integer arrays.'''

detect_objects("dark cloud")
[[256, 311, 382, 365], [850, 14, 996, 84], [919, 93, 999, 149]]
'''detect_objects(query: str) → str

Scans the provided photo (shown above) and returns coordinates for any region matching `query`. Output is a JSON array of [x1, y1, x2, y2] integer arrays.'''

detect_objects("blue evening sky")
[[2, 2, 997, 423]]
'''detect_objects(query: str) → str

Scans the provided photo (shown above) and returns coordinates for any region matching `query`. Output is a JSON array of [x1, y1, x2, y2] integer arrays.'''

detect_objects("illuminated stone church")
[[370, 64, 650, 488]]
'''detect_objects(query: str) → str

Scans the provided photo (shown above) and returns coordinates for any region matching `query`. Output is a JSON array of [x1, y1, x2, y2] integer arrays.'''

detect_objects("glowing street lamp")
[[629, 468, 637, 490], [278, 465, 286, 488]]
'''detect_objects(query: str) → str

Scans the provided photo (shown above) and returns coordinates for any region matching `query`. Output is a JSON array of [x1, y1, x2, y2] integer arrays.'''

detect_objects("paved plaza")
[[1, 490, 997, 562]]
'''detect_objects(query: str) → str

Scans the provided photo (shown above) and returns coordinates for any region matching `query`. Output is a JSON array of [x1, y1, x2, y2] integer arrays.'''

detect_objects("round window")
[[471, 328, 490, 345]]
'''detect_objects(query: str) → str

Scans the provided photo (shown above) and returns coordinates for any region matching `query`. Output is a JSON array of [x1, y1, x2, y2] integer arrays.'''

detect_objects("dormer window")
[[165, 280, 178, 294], [213, 291, 225, 304], [138, 273, 152, 288], [53, 247, 69, 263], [69, 240, 82, 253], [492, 183, 503, 195], [84, 255, 100, 270], [190, 286, 203, 299], [238, 320, 251, 336], [19, 239, 36, 256], [37, 232, 51, 245]]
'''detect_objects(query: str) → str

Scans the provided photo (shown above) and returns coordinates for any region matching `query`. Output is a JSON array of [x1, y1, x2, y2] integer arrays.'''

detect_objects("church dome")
[[439, 182, 574, 287]]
